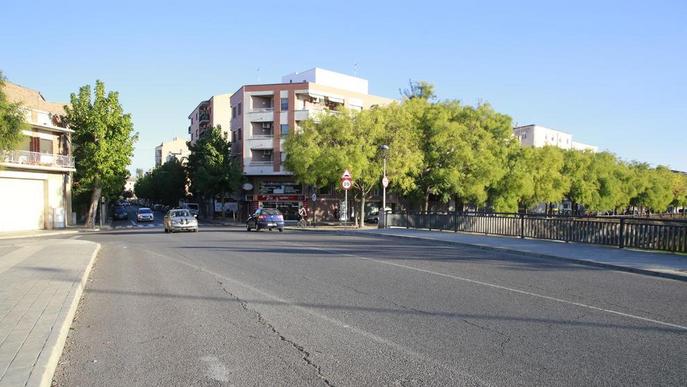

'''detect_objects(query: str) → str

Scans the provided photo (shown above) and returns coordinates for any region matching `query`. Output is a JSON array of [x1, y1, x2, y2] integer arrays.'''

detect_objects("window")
[[232, 106, 236, 118], [280, 124, 289, 136], [238, 102, 242, 115], [238, 129, 242, 141], [280, 98, 288, 110]]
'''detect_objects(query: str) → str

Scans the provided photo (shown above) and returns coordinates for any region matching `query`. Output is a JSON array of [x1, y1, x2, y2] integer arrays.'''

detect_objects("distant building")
[[230, 67, 394, 220], [155, 137, 190, 166], [0, 81, 75, 231], [513, 124, 598, 152], [188, 94, 231, 145]]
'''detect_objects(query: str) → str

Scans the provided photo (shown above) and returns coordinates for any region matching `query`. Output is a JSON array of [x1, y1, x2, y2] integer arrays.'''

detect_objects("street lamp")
[[379, 144, 389, 229]]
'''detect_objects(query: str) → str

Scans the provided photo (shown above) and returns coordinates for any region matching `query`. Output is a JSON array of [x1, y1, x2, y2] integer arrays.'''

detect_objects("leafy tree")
[[671, 172, 687, 210], [284, 105, 422, 227], [0, 71, 26, 151], [400, 79, 436, 100], [186, 126, 241, 217], [562, 149, 596, 213], [520, 146, 569, 212], [643, 166, 675, 212], [65, 80, 137, 228], [489, 147, 534, 212], [134, 159, 186, 206]]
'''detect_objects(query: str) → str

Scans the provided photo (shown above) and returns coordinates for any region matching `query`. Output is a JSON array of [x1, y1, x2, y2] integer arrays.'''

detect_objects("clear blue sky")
[[3, 0, 685, 173]]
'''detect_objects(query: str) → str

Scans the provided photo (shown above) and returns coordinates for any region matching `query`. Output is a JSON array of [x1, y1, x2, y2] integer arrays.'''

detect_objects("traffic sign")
[[341, 170, 352, 180], [382, 176, 389, 188], [341, 179, 352, 190], [311, 193, 317, 202]]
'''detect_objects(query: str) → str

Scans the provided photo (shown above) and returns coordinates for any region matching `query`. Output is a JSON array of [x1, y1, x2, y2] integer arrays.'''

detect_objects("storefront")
[[252, 194, 305, 221]]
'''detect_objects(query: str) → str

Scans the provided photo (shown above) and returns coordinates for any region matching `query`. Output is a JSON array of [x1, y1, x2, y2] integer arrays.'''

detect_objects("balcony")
[[198, 111, 210, 122], [0, 150, 75, 171]]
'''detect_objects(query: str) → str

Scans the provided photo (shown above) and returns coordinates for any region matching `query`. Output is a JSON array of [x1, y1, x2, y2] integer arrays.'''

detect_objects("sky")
[[2, 0, 685, 173]]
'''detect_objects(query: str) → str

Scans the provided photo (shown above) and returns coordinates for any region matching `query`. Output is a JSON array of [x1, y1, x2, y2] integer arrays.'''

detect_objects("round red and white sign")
[[341, 179, 352, 190], [382, 176, 389, 188]]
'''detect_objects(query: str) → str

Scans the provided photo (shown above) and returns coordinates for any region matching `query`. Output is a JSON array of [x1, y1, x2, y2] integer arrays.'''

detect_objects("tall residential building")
[[0, 81, 75, 231], [513, 124, 598, 152], [188, 94, 231, 145], [230, 68, 394, 219], [155, 136, 190, 166]]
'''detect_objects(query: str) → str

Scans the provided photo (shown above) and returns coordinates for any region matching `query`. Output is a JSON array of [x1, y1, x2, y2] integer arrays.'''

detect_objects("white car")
[[164, 209, 198, 233], [136, 207, 154, 222]]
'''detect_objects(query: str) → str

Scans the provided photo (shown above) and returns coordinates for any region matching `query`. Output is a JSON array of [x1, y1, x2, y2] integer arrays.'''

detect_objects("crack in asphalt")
[[216, 280, 333, 386]]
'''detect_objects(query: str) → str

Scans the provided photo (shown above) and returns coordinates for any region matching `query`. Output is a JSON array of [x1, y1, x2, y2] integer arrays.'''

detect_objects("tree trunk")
[[424, 189, 430, 213], [221, 192, 226, 218], [359, 195, 366, 228], [85, 186, 102, 229]]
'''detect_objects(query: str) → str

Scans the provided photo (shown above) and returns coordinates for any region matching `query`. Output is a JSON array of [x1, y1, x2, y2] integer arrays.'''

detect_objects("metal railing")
[[250, 107, 274, 113], [249, 160, 273, 166], [387, 212, 687, 253], [0, 150, 74, 169]]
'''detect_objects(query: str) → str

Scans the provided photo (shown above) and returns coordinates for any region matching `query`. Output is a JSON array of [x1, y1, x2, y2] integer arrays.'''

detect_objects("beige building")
[[188, 94, 231, 145], [0, 81, 75, 231], [513, 124, 598, 152], [155, 136, 190, 166], [229, 68, 394, 219]]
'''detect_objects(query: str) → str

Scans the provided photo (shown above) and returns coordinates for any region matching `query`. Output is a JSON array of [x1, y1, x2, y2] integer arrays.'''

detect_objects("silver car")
[[163, 209, 198, 233]]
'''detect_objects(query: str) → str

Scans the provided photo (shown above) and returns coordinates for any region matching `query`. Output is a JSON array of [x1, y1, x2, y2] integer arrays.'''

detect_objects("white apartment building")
[[0, 81, 75, 231], [513, 124, 598, 152], [229, 68, 394, 219], [188, 94, 231, 145], [155, 136, 190, 166]]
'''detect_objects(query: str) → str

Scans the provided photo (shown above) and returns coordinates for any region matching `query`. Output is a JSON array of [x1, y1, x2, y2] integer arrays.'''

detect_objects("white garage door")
[[0, 178, 45, 232]]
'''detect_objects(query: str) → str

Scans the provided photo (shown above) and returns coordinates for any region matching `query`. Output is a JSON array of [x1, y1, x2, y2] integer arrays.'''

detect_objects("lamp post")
[[379, 144, 389, 229]]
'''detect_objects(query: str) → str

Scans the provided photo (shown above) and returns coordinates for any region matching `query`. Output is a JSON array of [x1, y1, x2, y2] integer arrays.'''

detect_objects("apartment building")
[[0, 81, 75, 231], [513, 124, 598, 152], [155, 136, 190, 167], [188, 94, 231, 145], [230, 68, 394, 219]]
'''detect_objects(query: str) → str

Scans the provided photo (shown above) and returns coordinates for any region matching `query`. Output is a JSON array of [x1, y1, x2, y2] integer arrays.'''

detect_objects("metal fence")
[[387, 212, 687, 253]]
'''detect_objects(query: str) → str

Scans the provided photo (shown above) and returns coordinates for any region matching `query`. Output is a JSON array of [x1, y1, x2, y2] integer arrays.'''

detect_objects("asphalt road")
[[53, 227, 687, 386]]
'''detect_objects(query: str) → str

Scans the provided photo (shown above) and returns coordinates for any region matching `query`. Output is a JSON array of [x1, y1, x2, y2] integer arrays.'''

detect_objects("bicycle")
[[297, 217, 309, 228]]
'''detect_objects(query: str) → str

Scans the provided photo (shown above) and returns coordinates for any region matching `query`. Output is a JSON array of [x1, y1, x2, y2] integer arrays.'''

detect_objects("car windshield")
[[170, 210, 190, 217], [138, 208, 152, 214]]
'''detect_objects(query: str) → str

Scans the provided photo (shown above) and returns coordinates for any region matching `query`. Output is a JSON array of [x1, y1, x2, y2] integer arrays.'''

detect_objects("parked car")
[[113, 206, 128, 220], [136, 207, 154, 222], [164, 209, 198, 233], [182, 203, 200, 218], [365, 207, 393, 224], [247, 208, 284, 232]]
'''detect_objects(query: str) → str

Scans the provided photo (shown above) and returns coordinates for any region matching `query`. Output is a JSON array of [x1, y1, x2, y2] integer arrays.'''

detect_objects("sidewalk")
[[0, 230, 78, 241], [0, 238, 100, 387], [348, 228, 687, 281]]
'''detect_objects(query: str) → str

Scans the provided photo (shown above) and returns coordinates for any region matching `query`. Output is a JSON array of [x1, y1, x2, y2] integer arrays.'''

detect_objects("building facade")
[[188, 94, 231, 145], [513, 124, 598, 152], [155, 136, 190, 166], [0, 81, 75, 231], [229, 68, 394, 220]]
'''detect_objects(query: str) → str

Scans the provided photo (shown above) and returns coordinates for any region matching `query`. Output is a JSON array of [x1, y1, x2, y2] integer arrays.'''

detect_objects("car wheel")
[[247, 225, 251, 232], [278, 228, 283, 232], [164, 228, 169, 233]]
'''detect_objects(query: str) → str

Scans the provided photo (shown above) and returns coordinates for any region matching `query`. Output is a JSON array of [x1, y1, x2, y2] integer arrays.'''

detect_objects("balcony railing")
[[0, 150, 74, 169], [250, 107, 274, 113], [249, 160, 273, 166], [199, 112, 210, 122]]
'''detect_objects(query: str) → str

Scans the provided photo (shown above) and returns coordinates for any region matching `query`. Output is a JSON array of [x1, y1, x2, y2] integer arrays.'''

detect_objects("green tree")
[[0, 71, 26, 151], [134, 159, 186, 206], [520, 146, 569, 212], [186, 126, 241, 217], [284, 105, 422, 227], [400, 79, 436, 100], [563, 149, 597, 213], [489, 147, 534, 212], [65, 80, 137, 228], [671, 172, 687, 210]]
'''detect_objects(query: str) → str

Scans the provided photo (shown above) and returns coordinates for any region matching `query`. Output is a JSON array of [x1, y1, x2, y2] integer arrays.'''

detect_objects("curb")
[[29, 242, 101, 387], [295, 228, 687, 282], [0, 230, 78, 240]]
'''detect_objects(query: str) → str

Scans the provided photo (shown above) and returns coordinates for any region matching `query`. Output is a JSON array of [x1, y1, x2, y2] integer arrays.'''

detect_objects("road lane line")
[[283, 242, 687, 332]]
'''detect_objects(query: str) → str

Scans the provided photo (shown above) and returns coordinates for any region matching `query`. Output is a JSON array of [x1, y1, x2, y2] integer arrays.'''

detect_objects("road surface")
[[53, 227, 687, 386]]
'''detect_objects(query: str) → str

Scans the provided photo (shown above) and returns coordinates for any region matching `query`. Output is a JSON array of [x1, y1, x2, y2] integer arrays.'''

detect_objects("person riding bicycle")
[[298, 206, 308, 226]]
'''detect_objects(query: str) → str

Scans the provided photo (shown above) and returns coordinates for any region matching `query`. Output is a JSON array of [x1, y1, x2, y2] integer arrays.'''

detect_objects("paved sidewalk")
[[0, 238, 100, 387], [351, 228, 687, 281], [0, 230, 78, 241]]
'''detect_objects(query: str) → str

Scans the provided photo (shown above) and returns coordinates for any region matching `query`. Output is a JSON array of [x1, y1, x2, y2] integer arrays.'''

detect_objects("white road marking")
[[284, 242, 687, 332], [200, 355, 230, 382]]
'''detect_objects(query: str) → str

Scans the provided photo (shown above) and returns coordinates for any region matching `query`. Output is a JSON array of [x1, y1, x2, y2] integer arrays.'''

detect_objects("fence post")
[[619, 218, 625, 249], [406, 211, 409, 229], [520, 213, 525, 239], [428, 213, 432, 231], [454, 211, 458, 233]]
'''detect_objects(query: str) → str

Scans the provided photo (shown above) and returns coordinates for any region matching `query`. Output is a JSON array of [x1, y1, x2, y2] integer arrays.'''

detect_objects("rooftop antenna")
[[353, 63, 359, 76]]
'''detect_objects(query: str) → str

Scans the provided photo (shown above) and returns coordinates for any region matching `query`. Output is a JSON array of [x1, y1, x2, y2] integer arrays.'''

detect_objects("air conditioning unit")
[[261, 122, 272, 129]]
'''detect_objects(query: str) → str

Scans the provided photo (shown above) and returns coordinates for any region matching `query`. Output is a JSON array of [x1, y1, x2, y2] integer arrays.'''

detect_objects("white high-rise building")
[[513, 124, 598, 152]]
